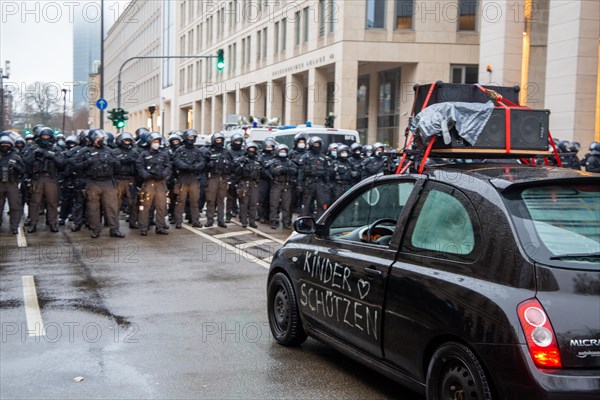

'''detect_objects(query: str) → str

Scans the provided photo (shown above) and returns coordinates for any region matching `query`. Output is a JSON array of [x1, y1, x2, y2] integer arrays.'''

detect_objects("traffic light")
[[117, 108, 128, 129], [216, 49, 225, 71], [108, 108, 118, 128], [24, 129, 30, 135], [325, 113, 336, 128], [108, 108, 128, 129]]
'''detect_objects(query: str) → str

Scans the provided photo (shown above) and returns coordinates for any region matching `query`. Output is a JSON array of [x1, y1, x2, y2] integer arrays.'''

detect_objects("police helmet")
[[182, 129, 198, 143], [373, 142, 385, 152], [263, 137, 277, 150], [55, 133, 65, 141], [65, 135, 80, 146], [568, 141, 581, 153], [557, 140, 570, 153], [0, 135, 15, 147], [327, 143, 339, 153], [135, 127, 149, 141], [587, 142, 598, 152], [308, 136, 323, 148], [89, 128, 107, 143], [293, 132, 308, 145], [245, 141, 259, 154], [0, 130, 12, 137], [118, 132, 134, 143], [170, 130, 184, 138], [148, 132, 163, 143], [25, 134, 35, 142], [338, 144, 350, 158], [37, 127, 55, 141], [231, 133, 245, 148], [275, 143, 290, 156], [32, 124, 45, 136], [351, 143, 363, 152], [105, 132, 116, 147], [590, 142, 600, 155], [14, 136, 26, 148], [363, 144, 373, 156], [168, 133, 182, 145], [211, 132, 225, 146]]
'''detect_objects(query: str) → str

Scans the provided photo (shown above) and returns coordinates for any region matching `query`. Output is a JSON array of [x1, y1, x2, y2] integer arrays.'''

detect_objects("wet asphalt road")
[[0, 219, 424, 400]]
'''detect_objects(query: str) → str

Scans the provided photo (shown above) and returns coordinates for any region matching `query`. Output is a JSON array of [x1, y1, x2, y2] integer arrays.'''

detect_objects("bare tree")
[[72, 107, 89, 131], [22, 82, 62, 126]]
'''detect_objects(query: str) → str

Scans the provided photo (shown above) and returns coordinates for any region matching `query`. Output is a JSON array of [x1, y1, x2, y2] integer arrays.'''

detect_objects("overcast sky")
[[0, 0, 128, 107]]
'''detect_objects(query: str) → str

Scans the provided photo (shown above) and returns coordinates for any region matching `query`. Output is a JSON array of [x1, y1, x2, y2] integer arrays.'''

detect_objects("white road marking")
[[229, 220, 286, 244], [21, 276, 46, 337], [17, 226, 27, 248], [182, 225, 270, 269], [213, 230, 253, 239], [237, 239, 274, 248]]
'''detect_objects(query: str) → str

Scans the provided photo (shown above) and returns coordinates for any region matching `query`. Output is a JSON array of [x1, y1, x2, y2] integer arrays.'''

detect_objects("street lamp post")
[[62, 89, 69, 135], [148, 105, 156, 131], [0, 60, 10, 132]]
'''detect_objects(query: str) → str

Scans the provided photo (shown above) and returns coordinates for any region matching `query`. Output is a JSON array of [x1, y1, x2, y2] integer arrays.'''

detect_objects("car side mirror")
[[294, 217, 316, 234]]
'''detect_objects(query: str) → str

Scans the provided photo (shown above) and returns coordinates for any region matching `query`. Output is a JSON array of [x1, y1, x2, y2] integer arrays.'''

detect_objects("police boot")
[[91, 230, 101, 238], [110, 230, 125, 238], [27, 225, 37, 233], [50, 225, 59, 233]]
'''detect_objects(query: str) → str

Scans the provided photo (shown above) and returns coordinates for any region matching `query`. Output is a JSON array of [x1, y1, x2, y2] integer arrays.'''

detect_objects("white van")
[[223, 126, 279, 148], [270, 125, 360, 151]]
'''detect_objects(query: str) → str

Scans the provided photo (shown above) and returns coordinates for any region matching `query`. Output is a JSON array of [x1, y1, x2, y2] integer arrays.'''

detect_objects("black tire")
[[267, 272, 307, 346], [426, 342, 493, 400]]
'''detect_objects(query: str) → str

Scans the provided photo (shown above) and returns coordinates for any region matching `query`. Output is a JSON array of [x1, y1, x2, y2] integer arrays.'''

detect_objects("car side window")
[[329, 182, 415, 245], [402, 184, 480, 260]]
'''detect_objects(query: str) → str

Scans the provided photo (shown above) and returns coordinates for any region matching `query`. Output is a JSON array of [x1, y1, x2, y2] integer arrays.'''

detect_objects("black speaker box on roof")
[[431, 108, 550, 151], [412, 82, 521, 114]]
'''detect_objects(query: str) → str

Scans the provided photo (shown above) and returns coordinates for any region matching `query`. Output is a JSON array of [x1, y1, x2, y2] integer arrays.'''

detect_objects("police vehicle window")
[[410, 189, 475, 255], [519, 185, 600, 262], [329, 182, 415, 242]]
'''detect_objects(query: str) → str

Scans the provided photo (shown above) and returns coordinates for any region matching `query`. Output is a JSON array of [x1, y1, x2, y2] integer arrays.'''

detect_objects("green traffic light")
[[216, 49, 225, 71], [117, 121, 126, 129]]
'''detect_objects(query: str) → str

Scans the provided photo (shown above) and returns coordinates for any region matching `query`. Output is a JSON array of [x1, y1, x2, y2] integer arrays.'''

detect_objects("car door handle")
[[365, 267, 382, 278]]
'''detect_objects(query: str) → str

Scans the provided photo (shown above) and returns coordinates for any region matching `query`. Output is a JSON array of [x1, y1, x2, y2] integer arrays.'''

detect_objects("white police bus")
[[270, 124, 360, 151]]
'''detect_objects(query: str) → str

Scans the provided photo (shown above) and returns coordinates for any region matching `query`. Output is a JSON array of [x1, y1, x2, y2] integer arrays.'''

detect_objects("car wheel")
[[426, 342, 492, 400], [267, 272, 307, 346]]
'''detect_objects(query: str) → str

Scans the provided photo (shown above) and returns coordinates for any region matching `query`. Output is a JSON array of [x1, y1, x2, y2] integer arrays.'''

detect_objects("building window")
[[357, 75, 369, 144], [377, 69, 401, 145], [246, 35, 251, 65], [319, 0, 325, 37], [188, 28, 194, 54], [295, 11, 301, 46], [232, 42, 237, 73], [366, 0, 385, 28], [458, 0, 477, 31], [282, 18, 287, 51], [196, 60, 202, 89], [329, 0, 335, 33], [395, 0, 414, 30], [451, 64, 479, 84], [241, 38, 246, 66], [262, 27, 267, 59], [257, 30, 262, 60], [274, 21, 279, 53], [303, 7, 309, 42]]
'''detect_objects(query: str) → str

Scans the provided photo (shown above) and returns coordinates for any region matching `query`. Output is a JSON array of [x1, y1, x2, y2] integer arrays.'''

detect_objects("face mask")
[[354, 151, 361, 157], [94, 140, 105, 148], [340, 152, 349, 159], [297, 142, 306, 149], [366, 152, 373, 157], [151, 143, 160, 150], [214, 140, 224, 148], [264, 147, 273, 153], [38, 138, 52, 148], [247, 151, 256, 158], [330, 151, 337, 158], [0, 146, 10, 154], [311, 146, 320, 154], [58, 140, 66, 147], [375, 151, 383, 157], [278, 152, 287, 158]]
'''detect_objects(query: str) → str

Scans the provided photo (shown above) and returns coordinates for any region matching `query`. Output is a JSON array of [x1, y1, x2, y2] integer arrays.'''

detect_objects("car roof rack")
[[396, 82, 561, 175]]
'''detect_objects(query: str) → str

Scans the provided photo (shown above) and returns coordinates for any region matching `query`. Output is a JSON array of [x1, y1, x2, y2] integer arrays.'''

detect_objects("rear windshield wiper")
[[549, 252, 600, 260]]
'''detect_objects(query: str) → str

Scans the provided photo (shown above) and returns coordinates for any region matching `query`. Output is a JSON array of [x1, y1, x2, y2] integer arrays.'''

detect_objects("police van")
[[270, 124, 360, 151]]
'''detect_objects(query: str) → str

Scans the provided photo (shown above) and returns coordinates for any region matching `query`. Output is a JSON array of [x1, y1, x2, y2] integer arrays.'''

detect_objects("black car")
[[266, 164, 600, 400]]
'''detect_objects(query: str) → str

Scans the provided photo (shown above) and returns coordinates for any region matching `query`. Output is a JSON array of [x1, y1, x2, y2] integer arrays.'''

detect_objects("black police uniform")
[[76, 144, 123, 237], [329, 156, 357, 202], [298, 150, 329, 219], [203, 142, 234, 227], [258, 150, 276, 222], [0, 145, 25, 233], [361, 154, 386, 180], [585, 150, 600, 173], [268, 156, 298, 228], [136, 146, 172, 234], [232, 154, 261, 228], [24, 142, 65, 232], [226, 142, 245, 222], [172, 142, 204, 227], [113, 143, 140, 229], [289, 146, 307, 213]]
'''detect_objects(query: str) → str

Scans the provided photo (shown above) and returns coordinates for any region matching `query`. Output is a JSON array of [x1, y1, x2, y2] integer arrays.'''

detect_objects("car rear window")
[[509, 184, 600, 267]]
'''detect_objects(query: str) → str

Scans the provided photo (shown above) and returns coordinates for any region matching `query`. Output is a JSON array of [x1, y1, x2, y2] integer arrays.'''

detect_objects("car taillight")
[[517, 299, 562, 368]]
